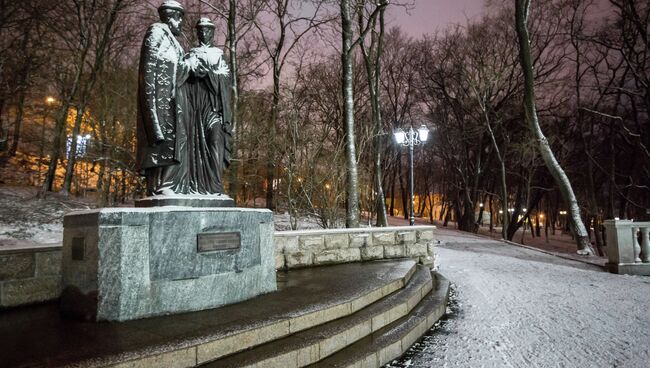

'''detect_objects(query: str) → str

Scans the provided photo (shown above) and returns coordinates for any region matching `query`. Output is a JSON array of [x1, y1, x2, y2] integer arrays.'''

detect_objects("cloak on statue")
[[136, 22, 189, 172], [182, 44, 232, 194]]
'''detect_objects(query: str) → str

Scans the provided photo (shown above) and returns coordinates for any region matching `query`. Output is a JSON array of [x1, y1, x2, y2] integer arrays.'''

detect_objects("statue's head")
[[158, 1, 184, 36], [196, 18, 215, 47]]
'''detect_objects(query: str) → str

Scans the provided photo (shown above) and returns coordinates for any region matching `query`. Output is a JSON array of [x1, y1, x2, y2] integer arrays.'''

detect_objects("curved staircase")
[[0, 260, 449, 368]]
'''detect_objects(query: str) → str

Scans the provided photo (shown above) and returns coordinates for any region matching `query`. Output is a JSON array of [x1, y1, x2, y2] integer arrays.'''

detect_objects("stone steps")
[[202, 265, 434, 367], [310, 274, 450, 368], [0, 260, 419, 367]]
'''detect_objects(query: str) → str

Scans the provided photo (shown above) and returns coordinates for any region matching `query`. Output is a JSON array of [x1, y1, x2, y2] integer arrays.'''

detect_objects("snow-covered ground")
[[388, 229, 650, 368], [0, 185, 94, 249], [0, 185, 328, 249]]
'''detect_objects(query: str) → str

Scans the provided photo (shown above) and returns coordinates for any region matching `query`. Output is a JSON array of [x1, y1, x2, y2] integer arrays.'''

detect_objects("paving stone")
[[0, 253, 35, 281]]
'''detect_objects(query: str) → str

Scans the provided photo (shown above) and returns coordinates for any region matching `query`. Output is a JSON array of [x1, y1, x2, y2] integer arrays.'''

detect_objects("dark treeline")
[[0, 0, 648, 246]]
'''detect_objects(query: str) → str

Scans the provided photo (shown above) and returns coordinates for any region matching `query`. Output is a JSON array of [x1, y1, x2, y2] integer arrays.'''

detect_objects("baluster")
[[640, 227, 650, 263], [632, 227, 642, 263]]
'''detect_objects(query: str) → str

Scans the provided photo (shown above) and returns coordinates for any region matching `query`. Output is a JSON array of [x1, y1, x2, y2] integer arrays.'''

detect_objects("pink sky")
[[389, 0, 487, 37]]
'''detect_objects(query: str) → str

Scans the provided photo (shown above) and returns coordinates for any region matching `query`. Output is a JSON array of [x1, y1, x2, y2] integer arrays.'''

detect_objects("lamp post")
[[394, 125, 429, 226]]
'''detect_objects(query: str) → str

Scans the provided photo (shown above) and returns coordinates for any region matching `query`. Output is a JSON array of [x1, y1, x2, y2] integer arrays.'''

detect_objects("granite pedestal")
[[60, 207, 276, 322]]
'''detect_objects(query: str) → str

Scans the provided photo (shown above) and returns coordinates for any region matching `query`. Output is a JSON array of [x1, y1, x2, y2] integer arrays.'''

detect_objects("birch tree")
[[339, 0, 387, 228], [515, 0, 594, 255]]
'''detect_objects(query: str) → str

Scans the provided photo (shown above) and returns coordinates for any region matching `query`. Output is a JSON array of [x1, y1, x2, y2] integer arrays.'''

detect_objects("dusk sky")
[[390, 0, 487, 37]]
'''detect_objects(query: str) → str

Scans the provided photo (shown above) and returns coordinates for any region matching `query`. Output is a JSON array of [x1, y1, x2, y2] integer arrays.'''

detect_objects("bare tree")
[[515, 0, 594, 255], [252, 0, 332, 210]]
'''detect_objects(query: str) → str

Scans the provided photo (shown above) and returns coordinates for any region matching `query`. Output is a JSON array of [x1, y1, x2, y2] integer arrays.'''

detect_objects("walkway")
[[390, 229, 650, 368]]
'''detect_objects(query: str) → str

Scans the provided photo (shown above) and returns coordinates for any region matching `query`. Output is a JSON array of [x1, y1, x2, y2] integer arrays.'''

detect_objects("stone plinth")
[[60, 207, 275, 321], [135, 194, 235, 208]]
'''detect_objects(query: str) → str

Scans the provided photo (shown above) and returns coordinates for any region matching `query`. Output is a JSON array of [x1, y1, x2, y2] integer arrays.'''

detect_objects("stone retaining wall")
[[274, 226, 437, 270], [0, 226, 438, 307], [0, 246, 62, 308]]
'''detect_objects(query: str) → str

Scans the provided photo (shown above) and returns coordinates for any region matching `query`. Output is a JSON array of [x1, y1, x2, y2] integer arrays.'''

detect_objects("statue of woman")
[[184, 18, 232, 194]]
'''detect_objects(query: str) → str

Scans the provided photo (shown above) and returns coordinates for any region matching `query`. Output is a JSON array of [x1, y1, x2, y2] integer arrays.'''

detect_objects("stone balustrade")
[[604, 219, 650, 276], [274, 226, 438, 270], [0, 225, 438, 307]]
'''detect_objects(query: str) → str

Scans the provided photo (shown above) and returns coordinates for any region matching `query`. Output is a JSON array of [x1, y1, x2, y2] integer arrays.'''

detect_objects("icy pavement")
[[388, 230, 650, 368]]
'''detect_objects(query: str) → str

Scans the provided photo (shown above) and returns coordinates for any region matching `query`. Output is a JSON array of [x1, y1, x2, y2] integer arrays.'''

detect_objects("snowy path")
[[390, 229, 650, 368]]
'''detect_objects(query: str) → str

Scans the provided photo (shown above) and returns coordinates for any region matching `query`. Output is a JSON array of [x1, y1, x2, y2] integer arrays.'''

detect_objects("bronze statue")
[[183, 18, 233, 195], [137, 0, 190, 196], [137, 2, 232, 198]]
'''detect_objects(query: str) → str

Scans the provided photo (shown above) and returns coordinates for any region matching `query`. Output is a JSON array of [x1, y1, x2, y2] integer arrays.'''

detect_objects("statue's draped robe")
[[136, 23, 190, 195], [183, 45, 232, 194]]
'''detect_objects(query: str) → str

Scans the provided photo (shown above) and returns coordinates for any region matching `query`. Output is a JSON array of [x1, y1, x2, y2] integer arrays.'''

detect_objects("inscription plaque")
[[198, 232, 241, 252]]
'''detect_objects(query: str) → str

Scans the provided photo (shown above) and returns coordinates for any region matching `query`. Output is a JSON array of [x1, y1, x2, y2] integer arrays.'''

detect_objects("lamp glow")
[[418, 125, 429, 142], [394, 129, 406, 144]]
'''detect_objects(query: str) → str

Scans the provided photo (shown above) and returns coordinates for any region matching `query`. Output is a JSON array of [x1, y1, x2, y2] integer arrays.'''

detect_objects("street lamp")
[[394, 125, 430, 226]]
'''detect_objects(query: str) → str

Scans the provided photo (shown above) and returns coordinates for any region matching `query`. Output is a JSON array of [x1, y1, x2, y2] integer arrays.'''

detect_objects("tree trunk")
[[359, 6, 388, 227], [227, 0, 239, 203], [61, 103, 86, 195], [266, 68, 279, 210], [398, 157, 408, 219], [515, 0, 593, 255], [341, 0, 360, 228], [8, 31, 31, 157]]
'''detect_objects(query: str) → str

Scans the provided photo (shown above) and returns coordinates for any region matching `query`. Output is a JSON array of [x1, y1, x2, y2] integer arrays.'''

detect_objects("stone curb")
[[441, 229, 607, 270], [203, 265, 433, 367], [311, 272, 451, 368], [98, 262, 419, 368], [499, 239, 607, 270]]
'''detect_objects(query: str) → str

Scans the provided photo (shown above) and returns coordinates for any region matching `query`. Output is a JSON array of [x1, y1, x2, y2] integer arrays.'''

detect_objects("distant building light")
[[66, 134, 91, 158]]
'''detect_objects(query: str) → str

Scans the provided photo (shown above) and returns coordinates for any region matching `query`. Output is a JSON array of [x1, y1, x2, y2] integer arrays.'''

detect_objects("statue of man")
[[136, 1, 193, 196], [183, 18, 233, 194]]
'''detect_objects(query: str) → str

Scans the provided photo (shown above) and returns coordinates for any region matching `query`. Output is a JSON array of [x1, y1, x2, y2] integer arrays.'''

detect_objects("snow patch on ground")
[[0, 185, 94, 248], [0, 185, 331, 249]]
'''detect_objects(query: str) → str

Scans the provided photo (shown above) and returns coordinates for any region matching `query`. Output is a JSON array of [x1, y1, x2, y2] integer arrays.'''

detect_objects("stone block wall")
[[274, 226, 438, 270], [0, 246, 62, 308], [0, 226, 438, 307]]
